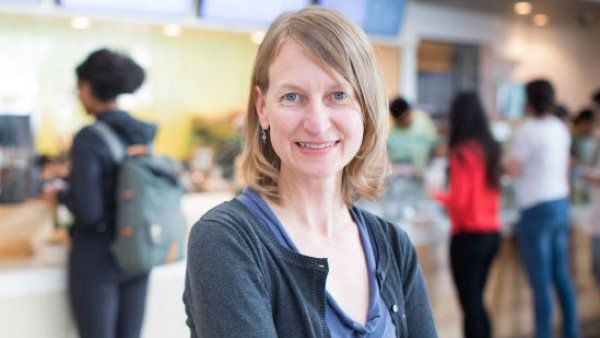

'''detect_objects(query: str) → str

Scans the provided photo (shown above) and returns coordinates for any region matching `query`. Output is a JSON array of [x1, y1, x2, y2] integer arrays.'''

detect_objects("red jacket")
[[435, 141, 500, 234]]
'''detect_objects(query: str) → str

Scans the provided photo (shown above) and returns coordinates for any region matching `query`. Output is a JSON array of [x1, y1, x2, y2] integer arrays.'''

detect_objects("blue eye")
[[332, 92, 347, 100], [283, 93, 299, 101]]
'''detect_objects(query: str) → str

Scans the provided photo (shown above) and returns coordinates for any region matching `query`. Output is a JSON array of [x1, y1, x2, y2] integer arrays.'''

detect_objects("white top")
[[510, 116, 571, 209]]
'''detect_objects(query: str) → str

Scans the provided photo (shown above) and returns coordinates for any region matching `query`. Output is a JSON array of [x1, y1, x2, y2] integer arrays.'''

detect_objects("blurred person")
[[580, 89, 600, 287], [433, 92, 501, 338], [570, 109, 595, 203], [505, 79, 580, 338], [571, 109, 594, 165], [387, 96, 439, 176], [553, 103, 570, 123], [593, 89, 600, 112], [63, 49, 155, 338], [184, 7, 437, 338], [571, 109, 594, 151]]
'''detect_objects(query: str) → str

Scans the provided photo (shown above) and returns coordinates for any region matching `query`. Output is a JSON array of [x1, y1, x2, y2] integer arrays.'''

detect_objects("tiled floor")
[[417, 227, 600, 338]]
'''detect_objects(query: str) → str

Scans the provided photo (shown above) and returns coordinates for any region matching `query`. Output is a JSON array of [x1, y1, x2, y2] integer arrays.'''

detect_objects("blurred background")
[[0, 0, 599, 337]]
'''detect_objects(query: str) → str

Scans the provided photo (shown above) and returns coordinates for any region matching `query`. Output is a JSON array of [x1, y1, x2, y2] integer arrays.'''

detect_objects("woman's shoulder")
[[354, 207, 414, 249], [188, 199, 263, 251], [72, 125, 104, 147], [70, 125, 113, 162], [451, 140, 484, 161], [198, 199, 252, 224]]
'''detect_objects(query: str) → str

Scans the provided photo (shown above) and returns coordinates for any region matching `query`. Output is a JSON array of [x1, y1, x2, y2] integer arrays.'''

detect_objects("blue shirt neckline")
[[236, 188, 394, 336]]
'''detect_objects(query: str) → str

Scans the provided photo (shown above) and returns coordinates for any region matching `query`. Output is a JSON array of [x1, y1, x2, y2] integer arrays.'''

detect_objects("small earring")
[[260, 128, 268, 144]]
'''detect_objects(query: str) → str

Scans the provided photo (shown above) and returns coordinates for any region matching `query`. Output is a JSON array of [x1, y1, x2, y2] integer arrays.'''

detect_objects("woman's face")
[[255, 40, 364, 181]]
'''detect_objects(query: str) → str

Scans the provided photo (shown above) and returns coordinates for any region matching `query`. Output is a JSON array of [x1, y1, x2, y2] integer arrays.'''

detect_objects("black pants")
[[450, 231, 500, 338], [68, 235, 150, 338]]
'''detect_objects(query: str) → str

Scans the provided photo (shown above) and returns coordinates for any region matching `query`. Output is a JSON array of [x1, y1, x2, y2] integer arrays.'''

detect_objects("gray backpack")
[[91, 121, 187, 275]]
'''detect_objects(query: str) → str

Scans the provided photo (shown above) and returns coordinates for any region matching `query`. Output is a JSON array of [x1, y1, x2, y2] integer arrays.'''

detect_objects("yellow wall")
[[0, 13, 399, 159], [0, 13, 258, 159]]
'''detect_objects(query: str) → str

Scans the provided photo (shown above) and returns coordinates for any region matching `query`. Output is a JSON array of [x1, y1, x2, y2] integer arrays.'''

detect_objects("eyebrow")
[[272, 83, 304, 93], [272, 82, 353, 94]]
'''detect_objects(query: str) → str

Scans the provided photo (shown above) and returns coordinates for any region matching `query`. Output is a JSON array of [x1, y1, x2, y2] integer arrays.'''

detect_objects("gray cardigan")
[[184, 199, 438, 338]]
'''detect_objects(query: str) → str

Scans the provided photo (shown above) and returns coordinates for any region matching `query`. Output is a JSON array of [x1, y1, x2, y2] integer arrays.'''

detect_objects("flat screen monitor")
[[199, 0, 310, 26], [58, 0, 194, 16], [497, 81, 526, 119]]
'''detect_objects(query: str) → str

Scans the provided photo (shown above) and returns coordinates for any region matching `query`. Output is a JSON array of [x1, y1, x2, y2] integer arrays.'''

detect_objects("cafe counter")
[[0, 191, 233, 338]]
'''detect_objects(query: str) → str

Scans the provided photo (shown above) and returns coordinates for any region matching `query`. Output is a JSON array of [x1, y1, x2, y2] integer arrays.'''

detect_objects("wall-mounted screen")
[[58, 0, 194, 16], [318, 0, 366, 28], [497, 81, 526, 119], [318, 0, 406, 36], [199, 0, 310, 26]]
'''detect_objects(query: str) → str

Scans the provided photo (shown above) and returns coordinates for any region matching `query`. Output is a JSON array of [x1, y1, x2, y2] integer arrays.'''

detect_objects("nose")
[[303, 101, 331, 135]]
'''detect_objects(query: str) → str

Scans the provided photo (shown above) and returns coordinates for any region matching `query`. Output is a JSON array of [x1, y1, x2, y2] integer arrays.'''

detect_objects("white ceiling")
[[414, 0, 600, 27]]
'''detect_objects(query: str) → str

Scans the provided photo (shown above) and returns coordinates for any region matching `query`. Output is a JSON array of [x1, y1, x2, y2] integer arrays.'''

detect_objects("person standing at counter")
[[433, 92, 501, 338], [66, 49, 156, 338], [184, 7, 437, 338], [505, 79, 580, 338], [581, 89, 600, 287], [387, 96, 439, 177]]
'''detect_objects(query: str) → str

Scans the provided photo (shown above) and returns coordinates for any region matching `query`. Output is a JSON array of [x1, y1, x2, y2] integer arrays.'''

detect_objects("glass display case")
[[357, 174, 450, 245]]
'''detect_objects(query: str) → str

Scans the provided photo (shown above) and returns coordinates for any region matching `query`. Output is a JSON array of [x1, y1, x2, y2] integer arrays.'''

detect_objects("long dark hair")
[[448, 91, 501, 190], [76, 48, 145, 102]]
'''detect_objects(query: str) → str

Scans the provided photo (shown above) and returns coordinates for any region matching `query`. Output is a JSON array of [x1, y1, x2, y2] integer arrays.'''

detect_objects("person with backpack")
[[433, 92, 501, 338], [65, 48, 156, 338]]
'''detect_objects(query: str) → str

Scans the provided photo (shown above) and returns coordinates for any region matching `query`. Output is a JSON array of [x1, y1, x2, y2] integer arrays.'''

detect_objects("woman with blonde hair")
[[184, 7, 437, 337]]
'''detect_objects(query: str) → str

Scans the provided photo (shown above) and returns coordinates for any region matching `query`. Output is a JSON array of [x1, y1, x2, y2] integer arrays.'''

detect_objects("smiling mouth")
[[295, 141, 339, 150]]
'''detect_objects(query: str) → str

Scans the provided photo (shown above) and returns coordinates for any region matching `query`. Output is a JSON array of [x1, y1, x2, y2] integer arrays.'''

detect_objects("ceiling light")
[[514, 2, 532, 15], [163, 24, 182, 37], [533, 14, 549, 26], [250, 31, 265, 45], [71, 17, 91, 30]]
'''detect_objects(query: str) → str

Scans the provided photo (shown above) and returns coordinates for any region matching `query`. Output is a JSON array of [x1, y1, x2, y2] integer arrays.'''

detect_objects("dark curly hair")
[[526, 79, 555, 117], [76, 48, 145, 102]]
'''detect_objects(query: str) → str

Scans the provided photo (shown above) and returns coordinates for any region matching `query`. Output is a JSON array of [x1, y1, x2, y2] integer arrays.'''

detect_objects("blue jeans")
[[516, 198, 580, 338]]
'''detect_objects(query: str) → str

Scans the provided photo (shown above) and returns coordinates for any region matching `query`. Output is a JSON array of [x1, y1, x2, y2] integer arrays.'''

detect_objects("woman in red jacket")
[[434, 92, 502, 338]]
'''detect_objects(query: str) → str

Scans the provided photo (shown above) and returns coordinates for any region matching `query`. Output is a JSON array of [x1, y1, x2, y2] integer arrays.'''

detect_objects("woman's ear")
[[255, 86, 269, 130]]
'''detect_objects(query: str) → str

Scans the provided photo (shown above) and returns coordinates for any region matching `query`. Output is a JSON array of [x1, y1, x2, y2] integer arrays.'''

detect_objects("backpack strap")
[[90, 120, 126, 163]]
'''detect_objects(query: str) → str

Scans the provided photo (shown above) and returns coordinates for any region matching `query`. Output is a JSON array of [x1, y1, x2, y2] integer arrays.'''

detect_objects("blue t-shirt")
[[236, 188, 396, 337]]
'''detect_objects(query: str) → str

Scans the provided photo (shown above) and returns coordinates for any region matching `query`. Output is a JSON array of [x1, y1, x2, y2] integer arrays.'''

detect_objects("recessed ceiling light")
[[514, 2, 532, 15], [71, 17, 91, 30], [163, 24, 182, 37], [533, 14, 549, 26]]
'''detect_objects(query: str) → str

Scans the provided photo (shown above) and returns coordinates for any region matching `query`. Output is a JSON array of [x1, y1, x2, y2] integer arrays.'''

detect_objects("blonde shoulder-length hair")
[[241, 6, 389, 205]]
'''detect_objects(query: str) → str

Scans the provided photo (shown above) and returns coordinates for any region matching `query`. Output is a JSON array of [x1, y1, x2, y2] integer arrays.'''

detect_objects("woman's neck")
[[265, 171, 352, 238], [91, 101, 119, 116]]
